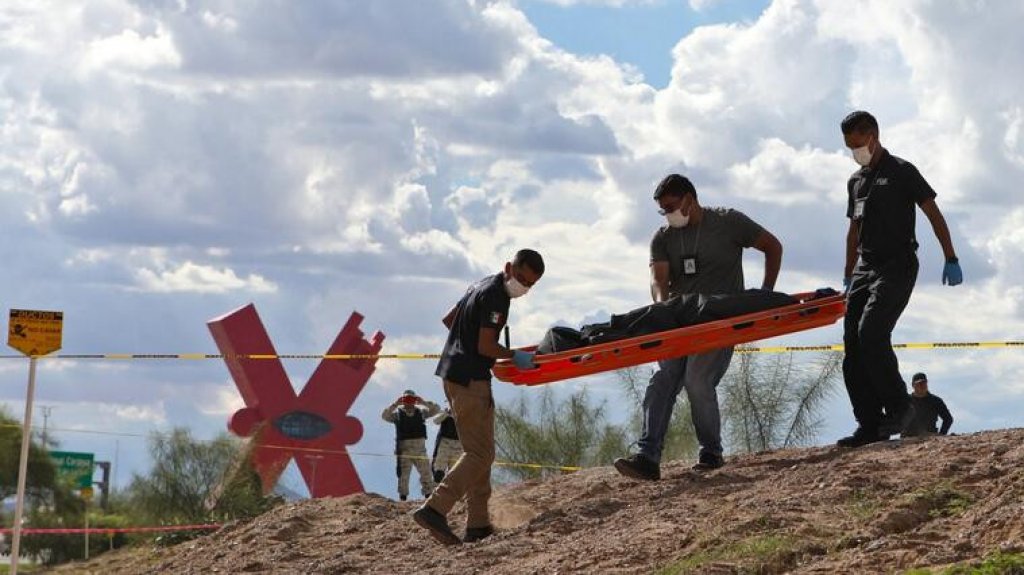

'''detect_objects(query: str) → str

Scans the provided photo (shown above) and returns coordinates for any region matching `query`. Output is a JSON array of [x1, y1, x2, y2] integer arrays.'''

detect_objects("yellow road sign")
[[7, 309, 63, 357]]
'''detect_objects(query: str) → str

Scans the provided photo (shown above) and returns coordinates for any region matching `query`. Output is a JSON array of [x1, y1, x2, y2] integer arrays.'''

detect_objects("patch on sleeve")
[[489, 311, 504, 325]]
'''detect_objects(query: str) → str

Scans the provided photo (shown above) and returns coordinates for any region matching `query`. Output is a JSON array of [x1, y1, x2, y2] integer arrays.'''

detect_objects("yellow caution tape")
[[0, 353, 442, 360], [735, 341, 1024, 353], [3, 342, 1023, 360]]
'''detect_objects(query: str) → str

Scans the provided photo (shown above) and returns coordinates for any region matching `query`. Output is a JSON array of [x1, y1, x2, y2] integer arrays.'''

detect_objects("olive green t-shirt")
[[649, 207, 765, 296]]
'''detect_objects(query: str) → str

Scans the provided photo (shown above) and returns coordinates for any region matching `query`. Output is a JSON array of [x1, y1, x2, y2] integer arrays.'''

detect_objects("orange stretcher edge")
[[493, 292, 846, 386]]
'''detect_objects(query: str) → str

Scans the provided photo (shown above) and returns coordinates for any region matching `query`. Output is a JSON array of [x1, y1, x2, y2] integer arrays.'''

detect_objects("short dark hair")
[[841, 110, 879, 135], [912, 372, 928, 384], [653, 174, 697, 200], [513, 248, 545, 276]]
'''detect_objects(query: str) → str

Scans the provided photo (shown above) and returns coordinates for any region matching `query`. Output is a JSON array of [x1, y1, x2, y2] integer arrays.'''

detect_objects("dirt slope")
[[48, 428, 1024, 574]]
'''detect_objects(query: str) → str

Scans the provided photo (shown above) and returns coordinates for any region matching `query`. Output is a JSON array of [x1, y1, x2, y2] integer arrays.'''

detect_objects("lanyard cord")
[[855, 166, 883, 246], [680, 210, 703, 256]]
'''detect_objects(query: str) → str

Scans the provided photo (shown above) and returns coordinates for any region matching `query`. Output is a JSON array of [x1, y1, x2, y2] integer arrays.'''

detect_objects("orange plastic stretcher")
[[493, 292, 846, 386]]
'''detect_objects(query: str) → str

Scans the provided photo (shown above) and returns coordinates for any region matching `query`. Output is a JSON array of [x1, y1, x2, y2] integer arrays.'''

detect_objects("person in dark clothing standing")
[[836, 111, 963, 448], [904, 372, 954, 437], [381, 390, 441, 501], [414, 249, 545, 546], [431, 407, 462, 483]]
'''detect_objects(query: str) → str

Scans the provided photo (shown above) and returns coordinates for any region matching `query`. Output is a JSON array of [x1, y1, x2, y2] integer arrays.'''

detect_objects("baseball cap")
[[911, 372, 927, 383]]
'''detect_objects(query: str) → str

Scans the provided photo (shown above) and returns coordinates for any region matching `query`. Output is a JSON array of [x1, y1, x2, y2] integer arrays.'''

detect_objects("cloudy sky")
[[2, 0, 1023, 502]]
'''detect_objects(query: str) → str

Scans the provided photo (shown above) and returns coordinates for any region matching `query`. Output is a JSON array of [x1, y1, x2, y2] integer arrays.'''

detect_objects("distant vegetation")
[[494, 352, 841, 480], [0, 411, 280, 567]]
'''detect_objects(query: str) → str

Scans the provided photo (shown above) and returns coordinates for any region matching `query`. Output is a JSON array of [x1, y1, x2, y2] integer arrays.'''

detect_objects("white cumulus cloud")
[[135, 261, 277, 294]]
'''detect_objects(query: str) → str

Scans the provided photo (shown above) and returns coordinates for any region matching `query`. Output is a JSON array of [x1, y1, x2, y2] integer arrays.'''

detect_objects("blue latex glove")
[[942, 260, 963, 286], [512, 350, 536, 370], [843, 276, 851, 291]]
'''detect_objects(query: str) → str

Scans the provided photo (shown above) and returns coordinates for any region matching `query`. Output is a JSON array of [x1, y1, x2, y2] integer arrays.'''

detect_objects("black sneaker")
[[464, 525, 495, 543], [879, 404, 916, 438], [836, 426, 885, 448], [413, 505, 461, 546], [614, 453, 660, 481], [692, 452, 725, 471]]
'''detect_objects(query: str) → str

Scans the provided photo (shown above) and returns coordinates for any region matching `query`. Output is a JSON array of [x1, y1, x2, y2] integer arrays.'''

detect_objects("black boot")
[[413, 505, 461, 546], [464, 525, 495, 543], [692, 452, 725, 471], [613, 453, 660, 481], [836, 426, 885, 448]]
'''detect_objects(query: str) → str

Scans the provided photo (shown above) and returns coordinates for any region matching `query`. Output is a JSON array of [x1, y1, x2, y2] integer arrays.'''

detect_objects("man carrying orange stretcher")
[[613, 174, 783, 479]]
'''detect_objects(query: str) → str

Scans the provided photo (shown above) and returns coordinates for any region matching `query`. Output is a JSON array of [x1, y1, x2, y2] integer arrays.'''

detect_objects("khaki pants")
[[432, 437, 463, 482], [396, 438, 435, 498], [425, 379, 494, 529]]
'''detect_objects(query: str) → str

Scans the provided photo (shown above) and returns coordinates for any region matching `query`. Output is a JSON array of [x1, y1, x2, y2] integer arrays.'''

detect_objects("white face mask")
[[852, 144, 873, 166], [505, 276, 530, 299], [665, 209, 690, 228]]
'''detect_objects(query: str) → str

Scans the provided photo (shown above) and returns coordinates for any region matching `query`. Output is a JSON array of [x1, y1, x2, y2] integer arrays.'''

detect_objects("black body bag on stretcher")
[[535, 289, 797, 355]]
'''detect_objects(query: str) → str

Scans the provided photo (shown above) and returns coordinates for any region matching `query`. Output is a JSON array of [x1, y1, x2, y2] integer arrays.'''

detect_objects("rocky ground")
[[46, 428, 1024, 574]]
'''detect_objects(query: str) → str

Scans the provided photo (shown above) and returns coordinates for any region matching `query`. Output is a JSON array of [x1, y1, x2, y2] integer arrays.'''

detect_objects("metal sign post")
[[81, 487, 94, 559], [7, 309, 63, 575], [10, 357, 38, 575]]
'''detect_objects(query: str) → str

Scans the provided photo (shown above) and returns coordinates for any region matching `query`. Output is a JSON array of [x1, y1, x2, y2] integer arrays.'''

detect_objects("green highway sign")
[[49, 451, 94, 489]]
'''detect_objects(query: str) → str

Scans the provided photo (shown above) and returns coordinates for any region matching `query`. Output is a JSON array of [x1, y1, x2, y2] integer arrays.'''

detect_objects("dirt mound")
[[47, 428, 1024, 574]]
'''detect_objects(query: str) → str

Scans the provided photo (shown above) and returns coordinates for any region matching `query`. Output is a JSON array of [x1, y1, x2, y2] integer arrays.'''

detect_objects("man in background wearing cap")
[[382, 390, 441, 501], [836, 111, 963, 448], [904, 373, 954, 437]]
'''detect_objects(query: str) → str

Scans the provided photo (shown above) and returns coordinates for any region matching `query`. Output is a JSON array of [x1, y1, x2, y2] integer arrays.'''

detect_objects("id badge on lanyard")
[[853, 171, 879, 221], [678, 224, 702, 276], [853, 198, 866, 220], [681, 254, 698, 276]]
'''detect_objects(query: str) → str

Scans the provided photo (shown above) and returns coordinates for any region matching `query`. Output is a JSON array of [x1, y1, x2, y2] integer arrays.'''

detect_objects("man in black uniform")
[[837, 111, 963, 448], [413, 249, 545, 546], [904, 372, 954, 437]]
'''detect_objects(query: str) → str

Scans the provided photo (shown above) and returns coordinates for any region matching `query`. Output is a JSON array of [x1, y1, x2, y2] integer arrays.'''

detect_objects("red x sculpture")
[[208, 304, 384, 498]]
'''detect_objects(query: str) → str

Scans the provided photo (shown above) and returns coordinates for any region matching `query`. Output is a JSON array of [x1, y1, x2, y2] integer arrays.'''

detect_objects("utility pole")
[[40, 405, 53, 446], [94, 461, 111, 511]]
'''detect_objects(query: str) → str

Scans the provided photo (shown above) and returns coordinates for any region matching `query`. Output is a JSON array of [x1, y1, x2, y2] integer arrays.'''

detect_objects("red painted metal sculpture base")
[[208, 304, 384, 498]]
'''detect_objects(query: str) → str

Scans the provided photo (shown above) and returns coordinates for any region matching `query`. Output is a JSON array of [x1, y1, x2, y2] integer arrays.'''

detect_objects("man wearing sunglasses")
[[615, 174, 782, 480], [414, 249, 545, 545]]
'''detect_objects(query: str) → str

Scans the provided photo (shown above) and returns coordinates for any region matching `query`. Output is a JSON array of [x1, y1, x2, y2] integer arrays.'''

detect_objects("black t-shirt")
[[846, 149, 937, 265], [435, 273, 510, 385], [907, 393, 953, 435]]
